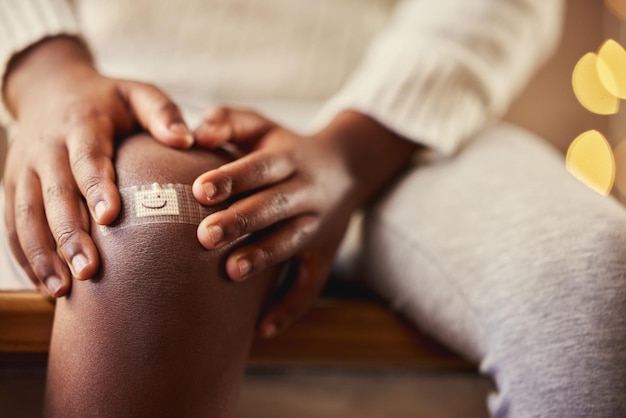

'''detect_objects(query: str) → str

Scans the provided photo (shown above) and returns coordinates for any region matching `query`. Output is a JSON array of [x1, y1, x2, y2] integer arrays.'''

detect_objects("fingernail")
[[169, 122, 194, 147], [262, 323, 278, 339], [237, 257, 252, 278], [95, 201, 108, 221], [202, 182, 217, 201], [71, 253, 89, 277], [207, 224, 224, 246], [45, 276, 63, 297]]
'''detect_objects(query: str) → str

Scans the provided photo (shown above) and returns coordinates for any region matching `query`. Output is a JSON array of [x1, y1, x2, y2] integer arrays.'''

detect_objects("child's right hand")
[[2, 36, 193, 297]]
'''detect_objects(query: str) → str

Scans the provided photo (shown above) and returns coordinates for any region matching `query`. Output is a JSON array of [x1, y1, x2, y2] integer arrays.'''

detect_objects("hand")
[[191, 107, 359, 337], [2, 37, 193, 297]]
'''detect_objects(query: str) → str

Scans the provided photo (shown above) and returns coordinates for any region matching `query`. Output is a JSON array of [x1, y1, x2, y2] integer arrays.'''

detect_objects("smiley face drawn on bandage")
[[142, 194, 168, 210], [134, 184, 180, 217]]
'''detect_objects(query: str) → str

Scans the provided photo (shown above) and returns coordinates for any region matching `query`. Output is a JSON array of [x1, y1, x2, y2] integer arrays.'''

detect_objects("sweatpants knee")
[[483, 212, 626, 417]]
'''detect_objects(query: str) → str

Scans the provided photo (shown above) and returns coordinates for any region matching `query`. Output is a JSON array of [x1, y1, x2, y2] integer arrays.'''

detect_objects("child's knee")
[[46, 133, 278, 416], [82, 132, 276, 325]]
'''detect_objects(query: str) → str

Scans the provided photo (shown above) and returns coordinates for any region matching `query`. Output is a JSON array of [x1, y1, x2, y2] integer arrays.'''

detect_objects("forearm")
[[4, 36, 94, 118], [317, 110, 420, 207]]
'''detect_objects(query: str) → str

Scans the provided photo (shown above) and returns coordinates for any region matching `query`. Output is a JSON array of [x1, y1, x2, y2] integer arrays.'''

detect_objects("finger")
[[194, 106, 276, 149], [117, 80, 193, 148], [197, 181, 312, 250], [14, 172, 71, 297], [66, 114, 120, 225], [3, 183, 40, 290], [192, 149, 294, 204], [258, 251, 331, 338], [220, 215, 319, 281], [39, 151, 100, 281]]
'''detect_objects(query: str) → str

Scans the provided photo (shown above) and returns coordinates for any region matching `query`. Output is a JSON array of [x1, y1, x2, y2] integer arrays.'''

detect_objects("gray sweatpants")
[[2, 120, 625, 417], [353, 122, 626, 417]]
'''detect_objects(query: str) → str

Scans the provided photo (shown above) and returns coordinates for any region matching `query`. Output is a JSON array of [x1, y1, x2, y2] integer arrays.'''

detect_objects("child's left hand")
[[191, 107, 358, 338], [191, 106, 418, 337]]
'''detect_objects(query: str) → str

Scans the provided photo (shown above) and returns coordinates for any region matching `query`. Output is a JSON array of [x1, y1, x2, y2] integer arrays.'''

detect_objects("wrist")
[[315, 111, 420, 205], [4, 36, 96, 118]]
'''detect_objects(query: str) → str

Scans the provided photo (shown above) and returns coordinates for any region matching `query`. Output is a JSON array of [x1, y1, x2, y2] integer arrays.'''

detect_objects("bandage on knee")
[[100, 183, 216, 236]]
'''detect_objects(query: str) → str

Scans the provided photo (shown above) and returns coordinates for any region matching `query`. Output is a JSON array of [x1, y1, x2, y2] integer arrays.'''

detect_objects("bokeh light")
[[572, 52, 620, 115], [566, 130, 616, 196], [568, 3, 626, 196], [597, 39, 626, 98]]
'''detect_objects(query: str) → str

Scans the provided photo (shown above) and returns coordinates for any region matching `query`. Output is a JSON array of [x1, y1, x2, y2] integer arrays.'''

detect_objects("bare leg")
[[45, 134, 278, 417]]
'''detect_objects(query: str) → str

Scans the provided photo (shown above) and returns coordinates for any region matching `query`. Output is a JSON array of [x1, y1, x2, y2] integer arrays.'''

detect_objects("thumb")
[[117, 80, 194, 148], [194, 106, 276, 150]]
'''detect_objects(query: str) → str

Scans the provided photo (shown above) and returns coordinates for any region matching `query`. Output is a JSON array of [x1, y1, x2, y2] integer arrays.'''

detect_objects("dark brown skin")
[[3, 35, 419, 337], [190, 107, 420, 337], [45, 134, 279, 417], [3, 36, 193, 297]]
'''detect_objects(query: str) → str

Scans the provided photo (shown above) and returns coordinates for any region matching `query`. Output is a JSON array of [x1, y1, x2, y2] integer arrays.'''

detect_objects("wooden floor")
[[0, 362, 491, 418], [237, 368, 492, 418]]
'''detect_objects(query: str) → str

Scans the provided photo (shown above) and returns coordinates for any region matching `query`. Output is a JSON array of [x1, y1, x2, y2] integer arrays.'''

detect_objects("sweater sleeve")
[[311, 0, 565, 156], [0, 0, 79, 126]]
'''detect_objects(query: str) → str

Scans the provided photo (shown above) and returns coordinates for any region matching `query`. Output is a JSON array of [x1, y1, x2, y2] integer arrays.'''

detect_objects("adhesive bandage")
[[100, 183, 216, 236]]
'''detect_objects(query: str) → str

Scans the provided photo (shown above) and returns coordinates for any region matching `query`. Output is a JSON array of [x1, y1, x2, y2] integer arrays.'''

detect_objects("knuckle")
[[216, 171, 234, 195], [52, 224, 79, 247], [71, 147, 101, 173], [62, 102, 102, 125], [71, 152, 110, 197], [271, 193, 290, 213], [45, 183, 74, 201], [255, 158, 272, 181], [256, 246, 275, 268], [14, 202, 35, 223], [36, 131, 65, 152], [292, 225, 311, 249], [24, 245, 50, 271], [289, 217, 317, 250], [156, 100, 180, 118], [81, 176, 104, 200], [232, 209, 252, 234]]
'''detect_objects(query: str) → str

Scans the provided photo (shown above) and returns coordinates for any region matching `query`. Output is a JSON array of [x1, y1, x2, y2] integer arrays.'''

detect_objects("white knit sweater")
[[0, 0, 563, 155]]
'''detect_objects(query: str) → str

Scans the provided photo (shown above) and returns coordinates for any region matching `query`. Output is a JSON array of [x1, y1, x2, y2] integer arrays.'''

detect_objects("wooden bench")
[[0, 285, 472, 369]]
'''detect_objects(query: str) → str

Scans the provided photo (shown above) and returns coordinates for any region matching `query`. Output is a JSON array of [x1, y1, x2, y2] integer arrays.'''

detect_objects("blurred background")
[[0, 1, 622, 417]]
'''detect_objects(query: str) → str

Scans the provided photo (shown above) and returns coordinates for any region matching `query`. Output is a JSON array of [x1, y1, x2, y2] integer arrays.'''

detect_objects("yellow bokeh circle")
[[597, 39, 626, 98], [566, 130, 616, 196], [572, 52, 620, 115]]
